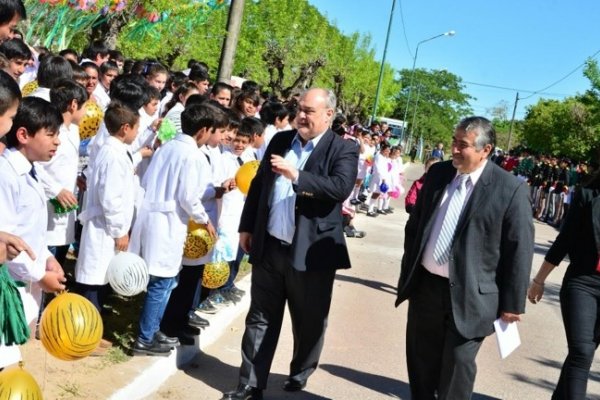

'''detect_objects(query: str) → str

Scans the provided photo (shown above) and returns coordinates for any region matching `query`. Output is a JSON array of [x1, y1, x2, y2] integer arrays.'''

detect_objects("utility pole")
[[507, 92, 519, 150], [217, 0, 245, 83], [370, 0, 396, 124]]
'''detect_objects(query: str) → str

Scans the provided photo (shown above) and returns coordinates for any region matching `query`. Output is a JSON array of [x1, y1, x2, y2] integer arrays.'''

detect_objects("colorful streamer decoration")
[[24, 0, 225, 49]]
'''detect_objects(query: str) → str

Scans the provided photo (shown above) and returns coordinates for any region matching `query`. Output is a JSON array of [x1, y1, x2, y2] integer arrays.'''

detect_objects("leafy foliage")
[[392, 68, 473, 144]]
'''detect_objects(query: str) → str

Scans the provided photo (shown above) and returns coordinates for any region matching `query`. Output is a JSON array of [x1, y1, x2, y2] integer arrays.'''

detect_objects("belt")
[[267, 233, 291, 247]]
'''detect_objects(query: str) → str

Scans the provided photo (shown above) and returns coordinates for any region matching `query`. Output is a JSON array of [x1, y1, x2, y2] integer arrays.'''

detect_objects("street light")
[[402, 30, 455, 144], [370, 0, 396, 123]]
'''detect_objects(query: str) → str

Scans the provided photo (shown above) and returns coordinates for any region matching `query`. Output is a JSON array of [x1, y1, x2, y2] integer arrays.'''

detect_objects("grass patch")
[[57, 382, 82, 398]]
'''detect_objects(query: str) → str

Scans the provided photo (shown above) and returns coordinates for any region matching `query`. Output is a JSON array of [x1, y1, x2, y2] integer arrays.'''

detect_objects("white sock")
[[377, 197, 384, 210], [351, 185, 361, 199], [383, 197, 390, 210]]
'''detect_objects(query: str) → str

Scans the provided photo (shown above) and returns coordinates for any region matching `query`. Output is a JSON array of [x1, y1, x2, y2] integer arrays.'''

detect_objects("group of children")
[[0, 0, 305, 361]]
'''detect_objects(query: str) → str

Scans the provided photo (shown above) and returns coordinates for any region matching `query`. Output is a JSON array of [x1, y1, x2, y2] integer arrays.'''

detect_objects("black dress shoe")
[[220, 384, 263, 400], [132, 340, 171, 356], [282, 378, 307, 392], [155, 331, 180, 347], [188, 313, 210, 328]]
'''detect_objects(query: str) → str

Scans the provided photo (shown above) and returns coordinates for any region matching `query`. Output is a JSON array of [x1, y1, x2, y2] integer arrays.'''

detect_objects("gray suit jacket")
[[396, 160, 535, 339]]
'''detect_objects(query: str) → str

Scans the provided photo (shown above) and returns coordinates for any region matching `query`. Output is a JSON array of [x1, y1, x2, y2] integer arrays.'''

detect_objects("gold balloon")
[[202, 261, 230, 289], [79, 101, 104, 140], [21, 80, 39, 97], [183, 220, 215, 259], [0, 364, 42, 400], [40, 292, 103, 361], [235, 160, 260, 195]]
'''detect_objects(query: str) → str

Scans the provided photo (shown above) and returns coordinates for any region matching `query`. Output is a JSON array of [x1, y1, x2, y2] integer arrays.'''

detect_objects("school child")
[[0, 38, 31, 82], [0, 96, 66, 368], [132, 85, 161, 180], [0, 0, 26, 44], [216, 126, 255, 302], [162, 81, 200, 134], [350, 130, 375, 205], [35, 79, 87, 266], [240, 116, 265, 161], [131, 102, 226, 352], [191, 102, 235, 312], [28, 55, 73, 101], [143, 63, 168, 109], [93, 61, 119, 111], [405, 156, 440, 214], [257, 101, 290, 160], [366, 142, 391, 217], [384, 146, 405, 213], [209, 81, 233, 107], [75, 102, 139, 313]]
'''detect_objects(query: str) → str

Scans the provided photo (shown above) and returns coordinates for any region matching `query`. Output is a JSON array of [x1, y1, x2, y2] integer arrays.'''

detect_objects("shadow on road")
[[182, 352, 332, 399], [320, 364, 500, 400], [320, 364, 410, 398], [335, 273, 398, 296]]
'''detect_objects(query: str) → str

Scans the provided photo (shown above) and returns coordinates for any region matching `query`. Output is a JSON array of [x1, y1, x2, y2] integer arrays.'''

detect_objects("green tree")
[[521, 97, 600, 160], [393, 68, 473, 145]]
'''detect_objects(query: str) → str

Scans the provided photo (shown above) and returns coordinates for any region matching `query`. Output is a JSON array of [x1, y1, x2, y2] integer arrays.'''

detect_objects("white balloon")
[[107, 252, 149, 297]]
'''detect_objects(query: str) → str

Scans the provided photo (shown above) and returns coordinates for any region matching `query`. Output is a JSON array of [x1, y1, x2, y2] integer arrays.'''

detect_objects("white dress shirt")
[[422, 160, 488, 277]]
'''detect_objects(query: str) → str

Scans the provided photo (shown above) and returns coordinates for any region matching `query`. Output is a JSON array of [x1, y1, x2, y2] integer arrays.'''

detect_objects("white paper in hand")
[[494, 318, 521, 359]]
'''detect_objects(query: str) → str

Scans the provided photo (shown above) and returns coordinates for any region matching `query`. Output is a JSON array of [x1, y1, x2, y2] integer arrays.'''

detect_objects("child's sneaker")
[[196, 298, 218, 314]]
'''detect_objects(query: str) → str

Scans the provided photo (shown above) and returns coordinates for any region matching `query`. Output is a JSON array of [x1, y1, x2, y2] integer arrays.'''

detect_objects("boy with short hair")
[[36, 79, 88, 266], [75, 102, 139, 312], [0, 0, 26, 44], [0, 38, 31, 81], [240, 116, 266, 161], [0, 96, 66, 305], [217, 127, 254, 302], [131, 102, 225, 355]]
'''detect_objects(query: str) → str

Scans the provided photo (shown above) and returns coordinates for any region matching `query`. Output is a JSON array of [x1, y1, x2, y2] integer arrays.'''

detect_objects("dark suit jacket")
[[545, 186, 600, 279], [239, 129, 358, 272], [395, 160, 534, 339]]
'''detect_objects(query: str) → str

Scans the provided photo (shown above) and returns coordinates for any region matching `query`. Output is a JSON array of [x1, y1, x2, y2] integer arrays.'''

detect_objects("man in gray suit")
[[396, 116, 534, 400]]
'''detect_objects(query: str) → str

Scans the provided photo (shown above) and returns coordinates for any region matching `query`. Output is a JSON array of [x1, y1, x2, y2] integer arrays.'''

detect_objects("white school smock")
[[75, 136, 136, 285], [129, 134, 210, 277], [369, 152, 392, 192], [93, 84, 111, 112], [181, 146, 217, 267], [217, 153, 248, 261], [35, 124, 80, 246], [0, 149, 52, 283], [0, 149, 52, 366]]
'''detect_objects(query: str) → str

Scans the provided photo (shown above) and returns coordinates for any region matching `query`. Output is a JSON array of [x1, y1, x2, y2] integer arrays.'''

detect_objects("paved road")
[[147, 162, 600, 400]]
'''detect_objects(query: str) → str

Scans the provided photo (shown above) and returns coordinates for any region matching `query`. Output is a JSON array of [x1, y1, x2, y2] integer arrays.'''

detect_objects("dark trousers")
[[239, 235, 336, 389], [552, 274, 600, 400], [406, 269, 484, 400], [161, 264, 204, 335], [73, 283, 109, 313]]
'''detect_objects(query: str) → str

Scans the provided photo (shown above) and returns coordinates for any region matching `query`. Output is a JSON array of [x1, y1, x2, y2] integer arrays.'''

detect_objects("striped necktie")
[[433, 174, 470, 265]]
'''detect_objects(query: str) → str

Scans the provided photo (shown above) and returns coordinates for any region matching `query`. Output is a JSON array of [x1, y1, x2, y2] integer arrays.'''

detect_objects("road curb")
[[108, 274, 252, 400]]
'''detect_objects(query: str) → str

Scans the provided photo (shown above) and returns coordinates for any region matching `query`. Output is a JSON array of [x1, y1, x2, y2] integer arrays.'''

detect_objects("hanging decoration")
[[24, 0, 225, 49]]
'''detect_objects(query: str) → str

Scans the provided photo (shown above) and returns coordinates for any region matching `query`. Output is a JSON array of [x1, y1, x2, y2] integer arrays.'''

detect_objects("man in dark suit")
[[221, 88, 358, 400], [396, 116, 534, 400]]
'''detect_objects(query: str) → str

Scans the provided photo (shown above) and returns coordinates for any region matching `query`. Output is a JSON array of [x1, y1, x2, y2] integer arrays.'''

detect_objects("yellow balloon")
[[202, 261, 230, 289], [79, 101, 104, 140], [183, 220, 215, 259], [40, 292, 103, 361], [235, 160, 260, 195], [21, 80, 39, 97], [0, 365, 42, 400]]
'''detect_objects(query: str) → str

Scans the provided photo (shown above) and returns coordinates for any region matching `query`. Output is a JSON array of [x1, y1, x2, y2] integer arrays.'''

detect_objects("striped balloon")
[[0, 364, 42, 400], [107, 252, 150, 297], [40, 293, 103, 361]]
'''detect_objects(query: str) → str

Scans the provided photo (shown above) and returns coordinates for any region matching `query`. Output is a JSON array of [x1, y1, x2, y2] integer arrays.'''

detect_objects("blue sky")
[[307, 0, 600, 120]]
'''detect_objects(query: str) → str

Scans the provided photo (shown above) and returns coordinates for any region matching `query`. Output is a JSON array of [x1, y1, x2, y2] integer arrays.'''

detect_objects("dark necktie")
[[126, 151, 133, 164], [237, 157, 243, 166], [29, 166, 37, 181]]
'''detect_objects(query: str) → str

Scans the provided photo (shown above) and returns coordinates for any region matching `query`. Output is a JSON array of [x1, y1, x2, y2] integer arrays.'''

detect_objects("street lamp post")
[[370, 0, 396, 124], [402, 30, 455, 144]]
